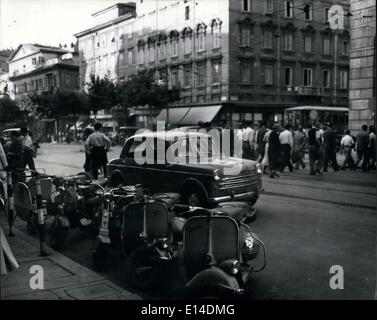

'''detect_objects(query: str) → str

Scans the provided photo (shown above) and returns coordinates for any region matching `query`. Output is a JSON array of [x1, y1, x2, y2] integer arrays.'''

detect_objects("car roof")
[[171, 126, 223, 131], [131, 131, 210, 140], [1, 128, 21, 133], [285, 106, 349, 112], [119, 126, 140, 130]]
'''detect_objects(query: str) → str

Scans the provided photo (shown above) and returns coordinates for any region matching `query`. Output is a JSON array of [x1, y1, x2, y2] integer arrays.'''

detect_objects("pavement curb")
[[0, 216, 141, 300]]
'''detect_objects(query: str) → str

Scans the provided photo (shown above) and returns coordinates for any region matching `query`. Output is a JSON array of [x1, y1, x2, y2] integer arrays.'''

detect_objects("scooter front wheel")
[[124, 248, 160, 291], [49, 220, 69, 251], [27, 212, 38, 235], [92, 242, 110, 272]]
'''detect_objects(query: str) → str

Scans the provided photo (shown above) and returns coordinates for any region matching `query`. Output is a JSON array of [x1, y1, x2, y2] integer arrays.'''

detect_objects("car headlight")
[[256, 163, 263, 175], [230, 260, 240, 275], [219, 259, 240, 275], [213, 169, 221, 181]]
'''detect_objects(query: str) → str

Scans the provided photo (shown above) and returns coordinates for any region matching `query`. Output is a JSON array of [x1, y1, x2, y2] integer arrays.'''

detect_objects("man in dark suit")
[[323, 123, 339, 172], [256, 121, 267, 163]]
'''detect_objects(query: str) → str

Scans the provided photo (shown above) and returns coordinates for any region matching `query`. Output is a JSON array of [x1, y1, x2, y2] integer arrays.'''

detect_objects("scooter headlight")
[[156, 238, 169, 250], [242, 236, 259, 261], [242, 236, 254, 258], [244, 236, 254, 250], [256, 163, 263, 175], [230, 261, 240, 275]]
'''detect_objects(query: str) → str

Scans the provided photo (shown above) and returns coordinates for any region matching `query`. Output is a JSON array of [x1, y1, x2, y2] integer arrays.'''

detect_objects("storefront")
[[156, 103, 286, 129]]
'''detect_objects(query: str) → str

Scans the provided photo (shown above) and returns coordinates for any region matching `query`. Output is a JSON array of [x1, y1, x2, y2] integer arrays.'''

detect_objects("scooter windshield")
[[183, 216, 239, 277]]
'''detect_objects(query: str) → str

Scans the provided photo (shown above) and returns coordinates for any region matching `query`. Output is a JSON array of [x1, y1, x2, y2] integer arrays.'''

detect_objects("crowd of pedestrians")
[[237, 121, 376, 178]]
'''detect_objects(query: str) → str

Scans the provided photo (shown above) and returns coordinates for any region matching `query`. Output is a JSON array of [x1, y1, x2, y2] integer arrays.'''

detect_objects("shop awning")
[[157, 105, 222, 125], [157, 107, 190, 124]]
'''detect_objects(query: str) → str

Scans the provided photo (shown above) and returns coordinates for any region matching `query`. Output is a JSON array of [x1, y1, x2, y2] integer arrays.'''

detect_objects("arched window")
[[157, 33, 167, 60], [182, 27, 193, 54], [211, 19, 222, 48], [196, 23, 207, 52], [169, 30, 179, 57]]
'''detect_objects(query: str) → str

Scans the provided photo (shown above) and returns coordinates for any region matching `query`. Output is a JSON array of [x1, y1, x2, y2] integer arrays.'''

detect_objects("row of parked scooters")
[[3, 168, 266, 298]]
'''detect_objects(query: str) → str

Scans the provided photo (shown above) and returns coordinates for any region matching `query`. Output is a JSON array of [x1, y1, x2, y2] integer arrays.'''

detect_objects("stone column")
[[349, 0, 376, 135]]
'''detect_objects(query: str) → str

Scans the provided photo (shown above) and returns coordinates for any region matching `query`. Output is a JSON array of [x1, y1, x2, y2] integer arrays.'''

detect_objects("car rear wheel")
[[181, 187, 207, 207], [110, 174, 124, 187]]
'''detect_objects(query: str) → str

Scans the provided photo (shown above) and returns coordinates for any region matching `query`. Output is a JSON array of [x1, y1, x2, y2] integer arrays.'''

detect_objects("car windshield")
[[171, 136, 221, 159]]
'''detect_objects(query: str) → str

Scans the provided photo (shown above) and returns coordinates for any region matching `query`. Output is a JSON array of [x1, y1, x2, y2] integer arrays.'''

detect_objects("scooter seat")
[[210, 205, 248, 221], [154, 193, 181, 208]]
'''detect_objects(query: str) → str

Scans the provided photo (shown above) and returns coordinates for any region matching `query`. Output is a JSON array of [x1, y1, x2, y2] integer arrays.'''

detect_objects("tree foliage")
[[86, 74, 117, 115], [0, 97, 25, 125], [117, 72, 180, 111], [54, 90, 89, 118], [28, 90, 88, 120]]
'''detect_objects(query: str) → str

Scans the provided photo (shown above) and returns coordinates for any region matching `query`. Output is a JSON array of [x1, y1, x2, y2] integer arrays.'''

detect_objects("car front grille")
[[219, 172, 258, 190]]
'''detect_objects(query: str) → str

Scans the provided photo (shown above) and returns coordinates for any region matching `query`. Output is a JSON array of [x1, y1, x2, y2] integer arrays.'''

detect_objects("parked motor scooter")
[[122, 191, 256, 291], [48, 174, 105, 250], [183, 209, 266, 298], [122, 191, 184, 290], [13, 169, 53, 235], [91, 185, 138, 271]]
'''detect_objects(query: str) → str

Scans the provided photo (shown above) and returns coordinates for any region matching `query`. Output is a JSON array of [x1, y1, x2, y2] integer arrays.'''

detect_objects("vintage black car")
[[107, 131, 263, 207]]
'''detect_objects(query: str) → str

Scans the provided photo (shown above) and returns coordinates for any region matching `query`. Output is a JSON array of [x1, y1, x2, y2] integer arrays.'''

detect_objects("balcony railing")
[[295, 86, 323, 96]]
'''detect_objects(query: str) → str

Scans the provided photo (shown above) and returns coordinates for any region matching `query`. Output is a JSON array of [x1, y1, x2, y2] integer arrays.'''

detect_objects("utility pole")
[[155, 0, 160, 129], [276, 1, 281, 119], [192, 1, 197, 109], [328, 4, 346, 107], [333, 30, 338, 107]]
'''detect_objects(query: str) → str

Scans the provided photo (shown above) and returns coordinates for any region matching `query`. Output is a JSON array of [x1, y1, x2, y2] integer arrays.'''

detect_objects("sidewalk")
[[0, 216, 141, 300]]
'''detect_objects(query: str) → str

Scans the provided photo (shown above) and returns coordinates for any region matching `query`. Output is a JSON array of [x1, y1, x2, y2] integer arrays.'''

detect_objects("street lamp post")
[[328, 5, 346, 107]]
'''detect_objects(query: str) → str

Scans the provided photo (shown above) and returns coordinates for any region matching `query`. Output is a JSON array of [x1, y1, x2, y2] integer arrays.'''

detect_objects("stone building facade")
[[349, 0, 376, 134], [8, 44, 80, 99], [75, 0, 351, 129]]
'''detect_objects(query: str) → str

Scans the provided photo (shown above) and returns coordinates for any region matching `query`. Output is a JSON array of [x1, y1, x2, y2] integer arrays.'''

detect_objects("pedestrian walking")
[[279, 124, 294, 173], [292, 125, 307, 170], [6, 130, 25, 184], [83, 127, 94, 173], [308, 124, 322, 175], [256, 121, 267, 163], [20, 127, 36, 171], [355, 124, 370, 172], [323, 123, 339, 172], [85, 123, 111, 180], [261, 128, 271, 173], [340, 130, 355, 171], [237, 123, 253, 160], [268, 124, 281, 178], [368, 126, 376, 170]]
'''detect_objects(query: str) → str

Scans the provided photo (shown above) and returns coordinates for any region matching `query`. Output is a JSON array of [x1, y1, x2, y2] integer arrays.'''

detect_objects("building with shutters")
[[75, 0, 351, 129], [7, 44, 79, 99]]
